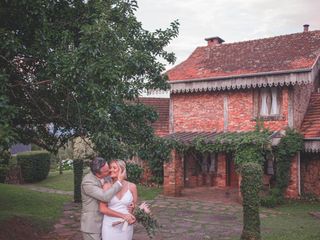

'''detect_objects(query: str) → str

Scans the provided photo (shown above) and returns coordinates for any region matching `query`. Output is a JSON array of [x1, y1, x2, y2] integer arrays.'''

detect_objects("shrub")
[[17, 151, 51, 183], [260, 188, 284, 208], [240, 162, 263, 240], [126, 162, 143, 184], [0, 164, 9, 183], [0, 150, 11, 165], [57, 159, 74, 171]]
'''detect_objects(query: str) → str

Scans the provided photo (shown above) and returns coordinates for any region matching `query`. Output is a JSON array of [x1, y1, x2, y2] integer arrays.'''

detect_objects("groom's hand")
[[118, 168, 126, 182]]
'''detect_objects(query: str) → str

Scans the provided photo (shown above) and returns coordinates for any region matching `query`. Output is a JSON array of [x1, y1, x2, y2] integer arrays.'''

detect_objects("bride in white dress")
[[100, 160, 138, 240]]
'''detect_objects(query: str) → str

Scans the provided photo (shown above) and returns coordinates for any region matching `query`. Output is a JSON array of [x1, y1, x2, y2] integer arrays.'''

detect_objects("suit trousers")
[[82, 232, 101, 240]]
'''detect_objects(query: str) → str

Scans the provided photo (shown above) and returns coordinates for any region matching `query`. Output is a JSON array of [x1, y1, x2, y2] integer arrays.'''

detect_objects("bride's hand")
[[128, 214, 136, 224], [122, 213, 136, 224]]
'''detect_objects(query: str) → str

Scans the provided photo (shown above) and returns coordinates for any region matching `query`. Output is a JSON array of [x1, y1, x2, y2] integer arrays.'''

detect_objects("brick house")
[[131, 97, 170, 183], [162, 25, 320, 198]]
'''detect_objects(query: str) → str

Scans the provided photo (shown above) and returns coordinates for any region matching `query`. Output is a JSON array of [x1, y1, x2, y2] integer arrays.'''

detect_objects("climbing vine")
[[274, 128, 304, 194]]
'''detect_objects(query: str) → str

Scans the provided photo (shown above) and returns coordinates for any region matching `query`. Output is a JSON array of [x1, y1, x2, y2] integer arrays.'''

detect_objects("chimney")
[[303, 24, 309, 32], [205, 36, 225, 47]]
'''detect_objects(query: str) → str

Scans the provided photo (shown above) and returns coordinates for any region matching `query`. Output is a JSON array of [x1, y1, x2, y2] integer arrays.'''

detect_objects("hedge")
[[0, 164, 9, 183], [17, 151, 51, 183], [240, 162, 263, 240]]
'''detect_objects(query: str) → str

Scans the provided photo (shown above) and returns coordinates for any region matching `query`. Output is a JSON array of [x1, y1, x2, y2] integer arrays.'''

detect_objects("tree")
[[0, 0, 179, 158]]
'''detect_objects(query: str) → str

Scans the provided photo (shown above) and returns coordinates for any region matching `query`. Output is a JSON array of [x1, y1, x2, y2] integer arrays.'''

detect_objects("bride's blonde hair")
[[110, 159, 127, 179]]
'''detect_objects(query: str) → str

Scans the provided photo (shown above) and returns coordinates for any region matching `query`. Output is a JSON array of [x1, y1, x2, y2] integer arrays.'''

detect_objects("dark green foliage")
[[235, 145, 265, 168], [0, 150, 11, 165], [0, 0, 179, 157], [0, 164, 9, 183], [138, 137, 173, 184], [260, 188, 284, 208], [274, 129, 304, 194], [126, 162, 143, 184], [193, 130, 271, 155], [240, 162, 263, 240], [73, 159, 83, 203], [17, 151, 50, 183]]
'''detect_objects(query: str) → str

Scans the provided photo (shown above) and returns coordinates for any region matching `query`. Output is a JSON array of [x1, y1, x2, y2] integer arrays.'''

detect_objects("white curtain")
[[270, 87, 279, 115], [260, 88, 268, 116]]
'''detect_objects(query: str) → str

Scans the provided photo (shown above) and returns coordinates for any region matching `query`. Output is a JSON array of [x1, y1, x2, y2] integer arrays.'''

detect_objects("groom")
[[81, 157, 125, 240]]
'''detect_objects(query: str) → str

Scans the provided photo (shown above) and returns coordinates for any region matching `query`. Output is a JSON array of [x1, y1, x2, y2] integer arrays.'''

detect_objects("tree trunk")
[[73, 159, 83, 203]]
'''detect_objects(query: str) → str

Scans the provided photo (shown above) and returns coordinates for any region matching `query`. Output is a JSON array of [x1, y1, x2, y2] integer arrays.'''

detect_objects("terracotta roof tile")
[[138, 98, 169, 136], [167, 30, 320, 81], [300, 92, 320, 138]]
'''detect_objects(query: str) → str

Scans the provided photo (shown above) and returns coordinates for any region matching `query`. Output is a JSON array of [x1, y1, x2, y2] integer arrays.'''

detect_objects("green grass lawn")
[[33, 170, 75, 191], [33, 169, 163, 200], [260, 201, 320, 240], [0, 183, 71, 230]]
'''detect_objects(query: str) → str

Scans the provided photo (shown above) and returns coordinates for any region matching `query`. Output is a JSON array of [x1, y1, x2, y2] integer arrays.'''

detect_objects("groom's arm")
[[82, 180, 122, 202]]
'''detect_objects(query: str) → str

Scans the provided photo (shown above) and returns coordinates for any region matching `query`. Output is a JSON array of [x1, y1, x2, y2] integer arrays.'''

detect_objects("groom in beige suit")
[[81, 157, 126, 240]]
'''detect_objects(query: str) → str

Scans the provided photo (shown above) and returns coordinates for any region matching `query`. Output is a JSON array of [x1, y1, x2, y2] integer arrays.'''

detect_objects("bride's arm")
[[129, 182, 138, 208], [99, 183, 133, 221]]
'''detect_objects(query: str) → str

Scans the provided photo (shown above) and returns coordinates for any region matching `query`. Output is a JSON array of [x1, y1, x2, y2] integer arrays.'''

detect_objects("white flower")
[[139, 202, 151, 214]]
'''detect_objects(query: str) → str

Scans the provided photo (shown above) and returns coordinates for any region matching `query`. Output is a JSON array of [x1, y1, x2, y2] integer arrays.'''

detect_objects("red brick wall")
[[285, 155, 299, 198], [171, 88, 289, 133], [172, 92, 224, 132], [301, 152, 320, 197], [163, 149, 184, 196]]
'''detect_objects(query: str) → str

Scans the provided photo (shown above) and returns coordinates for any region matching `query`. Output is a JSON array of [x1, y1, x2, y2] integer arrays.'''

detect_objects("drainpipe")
[[298, 151, 301, 196]]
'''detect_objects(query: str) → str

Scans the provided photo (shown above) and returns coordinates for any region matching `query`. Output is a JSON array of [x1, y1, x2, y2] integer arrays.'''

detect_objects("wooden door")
[[226, 155, 238, 187]]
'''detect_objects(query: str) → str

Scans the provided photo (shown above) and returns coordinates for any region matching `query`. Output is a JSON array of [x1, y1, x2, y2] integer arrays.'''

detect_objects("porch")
[[163, 131, 278, 197]]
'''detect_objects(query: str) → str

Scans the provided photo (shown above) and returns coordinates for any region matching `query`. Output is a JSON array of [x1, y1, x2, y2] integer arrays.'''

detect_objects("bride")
[[99, 160, 137, 240]]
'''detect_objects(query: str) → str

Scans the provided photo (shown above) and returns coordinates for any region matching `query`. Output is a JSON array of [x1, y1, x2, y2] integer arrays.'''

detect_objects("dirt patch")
[[0, 216, 47, 240]]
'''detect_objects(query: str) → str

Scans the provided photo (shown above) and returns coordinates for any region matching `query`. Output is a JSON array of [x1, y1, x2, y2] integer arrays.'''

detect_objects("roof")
[[164, 131, 282, 146], [300, 92, 320, 138], [138, 98, 169, 137], [167, 30, 320, 81], [164, 131, 220, 144]]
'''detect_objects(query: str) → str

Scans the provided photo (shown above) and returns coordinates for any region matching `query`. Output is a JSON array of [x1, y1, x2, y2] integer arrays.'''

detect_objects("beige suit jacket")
[[80, 172, 121, 233]]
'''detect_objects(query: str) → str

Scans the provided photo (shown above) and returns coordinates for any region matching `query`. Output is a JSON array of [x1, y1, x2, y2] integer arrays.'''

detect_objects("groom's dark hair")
[[90, 157, 107, 175]]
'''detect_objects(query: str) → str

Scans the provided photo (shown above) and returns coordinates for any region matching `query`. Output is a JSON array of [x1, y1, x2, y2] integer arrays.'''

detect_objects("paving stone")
[[38, 187, 243, 240]]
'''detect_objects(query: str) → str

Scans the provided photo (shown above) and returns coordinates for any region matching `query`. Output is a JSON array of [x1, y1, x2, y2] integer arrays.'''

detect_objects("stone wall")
[[301, 152, 320, 197]]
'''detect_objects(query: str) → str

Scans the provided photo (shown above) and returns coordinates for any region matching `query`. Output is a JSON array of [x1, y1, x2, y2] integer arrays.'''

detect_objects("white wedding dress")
[[102, 187, 134, 240]]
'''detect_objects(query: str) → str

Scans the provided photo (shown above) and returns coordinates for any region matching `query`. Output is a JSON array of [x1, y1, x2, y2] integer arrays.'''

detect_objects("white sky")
[[135, 0, 320, 69]]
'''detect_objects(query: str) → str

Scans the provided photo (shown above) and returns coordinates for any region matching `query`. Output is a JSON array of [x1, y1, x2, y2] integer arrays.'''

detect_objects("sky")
[[135, 0, 320, 69]]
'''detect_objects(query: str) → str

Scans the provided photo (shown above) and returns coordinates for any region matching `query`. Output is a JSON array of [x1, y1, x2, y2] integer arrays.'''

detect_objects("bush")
[[58, 159, 73, 171], [17, 151, 51, 183], [240, 162, 263, 240], [0, 150, 11, 165], [126, 162, 143, 184], [0, 164, 9, 183], [260, 188, 284, 208]]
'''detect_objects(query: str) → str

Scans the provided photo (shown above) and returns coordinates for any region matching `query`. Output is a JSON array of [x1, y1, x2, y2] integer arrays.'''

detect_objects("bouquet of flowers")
[[112, 202, 159, 239], [134, 202, 159, 238]]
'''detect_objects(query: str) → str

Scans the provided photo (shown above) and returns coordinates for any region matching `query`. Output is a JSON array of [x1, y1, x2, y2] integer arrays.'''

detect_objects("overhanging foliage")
[[1, 0, 179, 158]]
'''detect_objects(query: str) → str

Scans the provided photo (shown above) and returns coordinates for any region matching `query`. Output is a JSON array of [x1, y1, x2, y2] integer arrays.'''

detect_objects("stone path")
[[39, 190, 244, 240], [19, 184, 249, 240]]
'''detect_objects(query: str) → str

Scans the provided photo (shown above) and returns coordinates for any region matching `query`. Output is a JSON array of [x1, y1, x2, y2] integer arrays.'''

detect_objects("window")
[[259, 87, 280, 117], [201, 153, 217, 173]]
